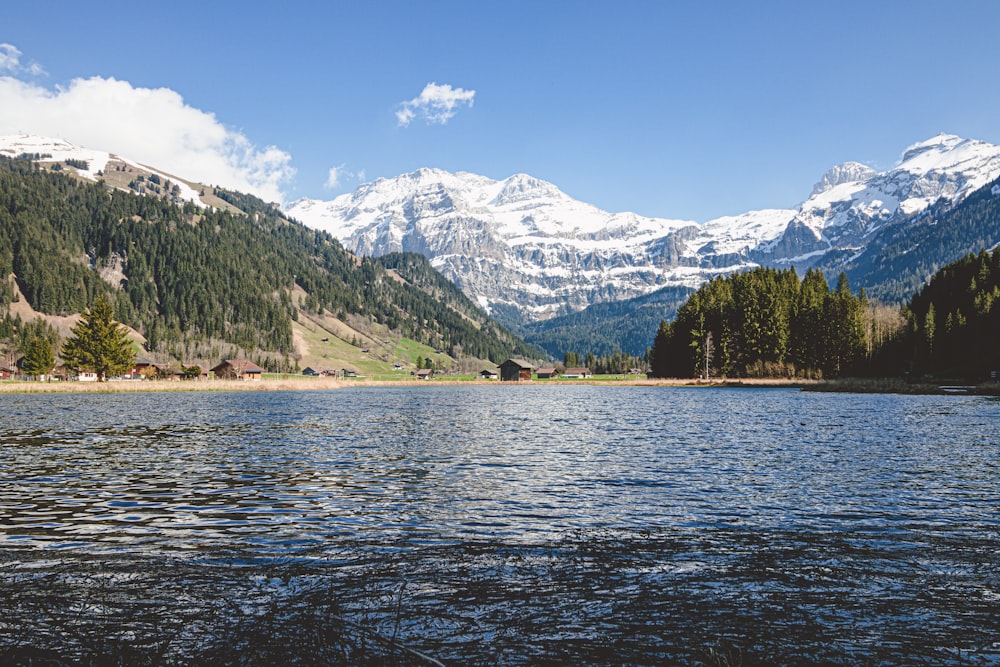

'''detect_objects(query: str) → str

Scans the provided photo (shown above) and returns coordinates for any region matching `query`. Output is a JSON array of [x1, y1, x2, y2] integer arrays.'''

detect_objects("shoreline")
[[0, 377, 349, 394], [2, 376, 996, 395], [0, 376, 814, 394]]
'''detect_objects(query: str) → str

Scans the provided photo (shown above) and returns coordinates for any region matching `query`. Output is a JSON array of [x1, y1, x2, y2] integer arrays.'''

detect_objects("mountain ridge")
[[288, 133, 1000, 330], [0, 146, 539, 373]]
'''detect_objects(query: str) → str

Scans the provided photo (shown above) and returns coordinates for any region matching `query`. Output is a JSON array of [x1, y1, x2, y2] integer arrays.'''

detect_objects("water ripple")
[[2, 387, 999, 662]]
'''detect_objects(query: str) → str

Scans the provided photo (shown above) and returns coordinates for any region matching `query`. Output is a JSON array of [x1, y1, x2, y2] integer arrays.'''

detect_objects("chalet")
[[479, 369, 498, 380], [210, 359, 264, 381], [563, 367, 592, 379], [499, 358, 534, 382], [415, 368, 434, 380], [536, 367, 558, 379], [129, 361, 159, 379]]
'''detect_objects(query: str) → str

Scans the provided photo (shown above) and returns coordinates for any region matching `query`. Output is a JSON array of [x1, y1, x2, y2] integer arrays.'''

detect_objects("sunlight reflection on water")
[[1, 386, 999, 663]]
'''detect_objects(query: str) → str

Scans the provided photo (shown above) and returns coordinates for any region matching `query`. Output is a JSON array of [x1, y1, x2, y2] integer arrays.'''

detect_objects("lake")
[[1, 385, 998, 665]]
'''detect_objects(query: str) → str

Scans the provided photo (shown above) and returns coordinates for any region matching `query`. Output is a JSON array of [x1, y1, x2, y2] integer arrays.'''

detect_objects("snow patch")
[[0, 134, 206, 208]]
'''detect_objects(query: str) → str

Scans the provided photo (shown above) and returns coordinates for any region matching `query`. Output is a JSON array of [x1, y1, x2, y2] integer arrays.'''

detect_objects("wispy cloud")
[[0, 43, 45, 76], [325, 165, 343, 189], [324, 164, 367, 190], [0, 46, 293, 203], [396, 82, 475, 127]]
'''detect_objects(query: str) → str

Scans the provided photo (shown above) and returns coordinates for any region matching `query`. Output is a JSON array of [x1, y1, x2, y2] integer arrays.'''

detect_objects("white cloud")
[[325, 164, 345, 189], [0, 43, 45, 76], [396, 82, 476, 127], [0, 61, 293, 203], [324, 163, 365, 190]]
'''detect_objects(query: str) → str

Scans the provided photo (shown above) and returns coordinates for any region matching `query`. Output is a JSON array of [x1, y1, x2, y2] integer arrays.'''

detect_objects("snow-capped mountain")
[[288, 133, 1000, 323], [0, 134, 206, 206], [758, 134, 1000, 263], [7, 131, 998, 327]]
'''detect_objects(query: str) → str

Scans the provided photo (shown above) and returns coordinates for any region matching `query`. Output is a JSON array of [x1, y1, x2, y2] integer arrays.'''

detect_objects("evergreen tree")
[[647, 320, 671, 378], [648, 266, 876, 379], [62, 295, 136, 380], [20, 334, 54, 377]]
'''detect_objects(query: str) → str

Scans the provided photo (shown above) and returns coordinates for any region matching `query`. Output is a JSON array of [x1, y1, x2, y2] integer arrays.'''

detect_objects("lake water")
[[1, 385, 998, 665]]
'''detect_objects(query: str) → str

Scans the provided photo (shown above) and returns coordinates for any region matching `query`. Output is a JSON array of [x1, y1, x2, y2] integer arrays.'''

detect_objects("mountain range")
[[5, 131, 1000, 361], [288, 134, 1000, 344]]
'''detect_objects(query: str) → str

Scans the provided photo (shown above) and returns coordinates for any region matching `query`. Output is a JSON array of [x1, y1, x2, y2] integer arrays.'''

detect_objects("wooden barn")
[[499, 358, 534, 382]]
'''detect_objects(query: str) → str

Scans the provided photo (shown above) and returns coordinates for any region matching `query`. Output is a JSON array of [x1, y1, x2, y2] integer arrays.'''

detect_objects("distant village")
[[0, 356, 608, 383]]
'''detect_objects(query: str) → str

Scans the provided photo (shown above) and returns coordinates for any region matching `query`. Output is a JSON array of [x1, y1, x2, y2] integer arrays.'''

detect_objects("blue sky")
[[4, 1, 1000, 222]]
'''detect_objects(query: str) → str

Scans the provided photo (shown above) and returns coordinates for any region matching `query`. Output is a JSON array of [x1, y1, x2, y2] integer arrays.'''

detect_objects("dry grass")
[[0, 377, 347, 394], [0, 375, 825, 394]]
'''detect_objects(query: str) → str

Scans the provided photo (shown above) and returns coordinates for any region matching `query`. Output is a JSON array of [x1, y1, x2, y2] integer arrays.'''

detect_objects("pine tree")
[[61, 295, 136, 381], [20, 334, 55, 378]]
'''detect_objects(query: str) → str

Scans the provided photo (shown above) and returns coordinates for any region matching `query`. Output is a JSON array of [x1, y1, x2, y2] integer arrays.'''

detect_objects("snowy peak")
[[491, 173, 565, 206], [893, 134, 1000, 194], [811, 162, 877, 196], [898, 133, 968, 165]]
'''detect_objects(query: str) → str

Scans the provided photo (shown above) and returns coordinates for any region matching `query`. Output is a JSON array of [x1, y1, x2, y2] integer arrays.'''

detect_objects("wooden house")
[[479, 369, 498, 380], [563, 367, 593, 379], [415, 368, 434, 380], [499, 358, 534, 382], [536, 367, 558, 379], [210, 359, 264, 380]]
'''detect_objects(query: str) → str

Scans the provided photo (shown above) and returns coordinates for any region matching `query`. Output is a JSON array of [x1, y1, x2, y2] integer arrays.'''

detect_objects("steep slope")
[[0, 153, 538, 372], [289, 134, 1000, 333]]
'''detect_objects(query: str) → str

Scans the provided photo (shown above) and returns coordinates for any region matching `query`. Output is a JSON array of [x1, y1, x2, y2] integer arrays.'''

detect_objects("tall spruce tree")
[[20, 334, 55, 378], [62, 295, 136, 381]]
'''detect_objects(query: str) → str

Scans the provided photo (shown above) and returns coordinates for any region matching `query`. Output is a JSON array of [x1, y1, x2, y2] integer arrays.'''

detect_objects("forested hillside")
[[0, 156, 537, 371], [523, 285, 693, 359], [648, 249, 1000, 381], [648, 268, 903, 379], [902, 247, 1000, 378]]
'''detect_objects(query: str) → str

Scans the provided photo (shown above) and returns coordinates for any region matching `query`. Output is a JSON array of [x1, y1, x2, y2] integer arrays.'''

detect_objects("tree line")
[[647, 248, 1000, 381], [902, 247, 1000, 379], [647, 267, 900, 379]]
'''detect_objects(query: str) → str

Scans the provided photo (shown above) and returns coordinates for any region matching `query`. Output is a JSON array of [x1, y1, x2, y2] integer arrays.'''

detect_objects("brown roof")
[[211, 359, 265, 373], [501, 358, 534, 370]]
